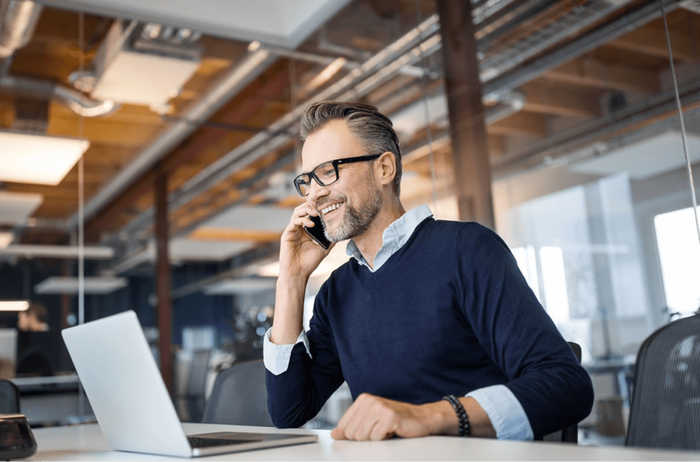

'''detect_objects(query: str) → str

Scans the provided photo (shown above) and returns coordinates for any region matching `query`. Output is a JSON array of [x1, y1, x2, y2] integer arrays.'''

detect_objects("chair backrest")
[[0, 379, 20, 414], [202, 359, 273, 427], [542, 342, 581, 443], [626, 314, 700, 450]]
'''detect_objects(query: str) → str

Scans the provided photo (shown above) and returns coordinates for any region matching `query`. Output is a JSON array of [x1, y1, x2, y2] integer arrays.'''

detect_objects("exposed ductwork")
[[104, 0, 684, 273], [119, 0, 644, 239], [0, 0, 116, 116], [0, 74, 117, 116]]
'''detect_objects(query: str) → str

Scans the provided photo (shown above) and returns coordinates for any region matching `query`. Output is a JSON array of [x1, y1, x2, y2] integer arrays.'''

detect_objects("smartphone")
[[304, 214, 331, 249]]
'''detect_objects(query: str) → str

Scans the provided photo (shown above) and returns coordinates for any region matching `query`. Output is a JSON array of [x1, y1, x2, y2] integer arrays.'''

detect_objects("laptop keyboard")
[[188, 432, 266, 448], [188, 436, 254, 448]]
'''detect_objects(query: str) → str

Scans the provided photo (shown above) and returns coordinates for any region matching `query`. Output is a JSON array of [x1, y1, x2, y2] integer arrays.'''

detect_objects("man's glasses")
[[293, 154, 382, 197]]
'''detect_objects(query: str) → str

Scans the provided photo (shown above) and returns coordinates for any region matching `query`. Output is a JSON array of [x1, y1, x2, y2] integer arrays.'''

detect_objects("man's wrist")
[[421, 400, 460, 436]]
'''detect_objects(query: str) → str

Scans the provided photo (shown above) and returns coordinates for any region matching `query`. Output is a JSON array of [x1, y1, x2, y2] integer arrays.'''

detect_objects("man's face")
[[301, 120, 383, 242]]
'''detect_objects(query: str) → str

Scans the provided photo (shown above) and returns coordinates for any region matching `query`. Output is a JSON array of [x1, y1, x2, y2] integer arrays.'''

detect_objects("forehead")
[[300, 119, 366, 171]]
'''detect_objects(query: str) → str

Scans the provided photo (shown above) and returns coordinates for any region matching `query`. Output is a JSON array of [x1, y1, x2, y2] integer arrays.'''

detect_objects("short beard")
[[323, 188, 383, 242]]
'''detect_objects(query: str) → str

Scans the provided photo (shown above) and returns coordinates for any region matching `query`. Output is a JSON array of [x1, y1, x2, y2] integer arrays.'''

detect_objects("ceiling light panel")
[[0, 191, 43, 225], [35, 277, 127, 294], [0, 301, 29, 311], [0, 131, 89, 185]]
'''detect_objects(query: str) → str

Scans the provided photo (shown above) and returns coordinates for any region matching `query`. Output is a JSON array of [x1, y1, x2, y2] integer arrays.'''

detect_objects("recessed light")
[[0, 131, 89, 185]]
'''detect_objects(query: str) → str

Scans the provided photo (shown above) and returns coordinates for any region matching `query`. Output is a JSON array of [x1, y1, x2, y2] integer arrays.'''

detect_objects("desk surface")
[[31, 423, 700, 460]]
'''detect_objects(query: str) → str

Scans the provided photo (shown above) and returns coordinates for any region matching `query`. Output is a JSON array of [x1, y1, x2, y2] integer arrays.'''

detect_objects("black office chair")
[[625, 314, 700, 450], [202, 359, 273, 427], [0, 379, 20, 414], [542, 342, 582, 444]]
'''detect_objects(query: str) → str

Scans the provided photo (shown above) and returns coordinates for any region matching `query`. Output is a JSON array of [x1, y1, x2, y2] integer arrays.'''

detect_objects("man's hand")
[[330, 393, 497, 441], [330, 393, 449, 441]]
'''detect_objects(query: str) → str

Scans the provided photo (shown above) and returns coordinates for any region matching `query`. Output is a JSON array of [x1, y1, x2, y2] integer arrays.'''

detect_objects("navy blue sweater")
[[266, 218, 593, 438]]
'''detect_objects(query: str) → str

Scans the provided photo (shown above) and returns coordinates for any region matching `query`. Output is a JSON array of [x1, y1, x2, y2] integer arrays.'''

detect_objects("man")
[[18, 303, 49, 332], [264, 102, 593, 441]]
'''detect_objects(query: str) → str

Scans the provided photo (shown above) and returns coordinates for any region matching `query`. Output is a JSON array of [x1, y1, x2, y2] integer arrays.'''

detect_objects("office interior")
[[0, 0, 698, 454]]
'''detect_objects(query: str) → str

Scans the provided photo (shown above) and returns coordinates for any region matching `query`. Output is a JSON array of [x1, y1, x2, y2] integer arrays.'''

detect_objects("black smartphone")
[[304, 214, 331, 249]]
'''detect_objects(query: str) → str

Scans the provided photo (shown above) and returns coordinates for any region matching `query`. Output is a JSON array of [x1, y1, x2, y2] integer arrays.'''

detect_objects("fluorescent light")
[[35, 277, 126, 294], [0, 232, 13, 249], [0, 244, 114, 259], [204, 278, 276, 295], [0, 301, 29, 311], [0, 131, 89, 185], [0, 191, 43, 225]]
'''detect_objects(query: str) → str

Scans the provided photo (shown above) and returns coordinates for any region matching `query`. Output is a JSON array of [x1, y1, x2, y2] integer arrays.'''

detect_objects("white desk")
[[30, 423, 700, 460]]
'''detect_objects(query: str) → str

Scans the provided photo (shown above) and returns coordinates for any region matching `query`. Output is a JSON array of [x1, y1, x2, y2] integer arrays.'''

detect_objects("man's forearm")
[[270, 276, 308, 344], [425, 397, 497, 438]]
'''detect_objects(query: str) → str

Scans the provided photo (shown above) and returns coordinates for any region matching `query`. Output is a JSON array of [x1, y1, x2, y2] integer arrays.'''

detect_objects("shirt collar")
[[346, 204, 433, 271]]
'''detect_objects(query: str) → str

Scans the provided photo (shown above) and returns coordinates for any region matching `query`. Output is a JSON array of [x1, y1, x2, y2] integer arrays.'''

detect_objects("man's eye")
[[318, 167, 335, 178]]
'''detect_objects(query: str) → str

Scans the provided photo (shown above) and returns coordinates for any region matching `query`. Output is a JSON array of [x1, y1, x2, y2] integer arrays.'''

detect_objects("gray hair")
[[300, 101, 402, 195]]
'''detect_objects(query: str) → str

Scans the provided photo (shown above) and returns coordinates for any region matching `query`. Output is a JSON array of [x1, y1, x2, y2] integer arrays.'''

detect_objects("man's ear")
[[375, 151, 397, 187]]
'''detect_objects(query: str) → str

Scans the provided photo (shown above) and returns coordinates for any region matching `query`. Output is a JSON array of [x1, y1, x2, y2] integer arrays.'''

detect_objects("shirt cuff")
[[466, 384, 534, 440], [262, 328, 311, 375]]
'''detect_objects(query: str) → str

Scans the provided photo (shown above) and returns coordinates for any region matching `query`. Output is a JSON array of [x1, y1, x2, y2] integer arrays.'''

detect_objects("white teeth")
[[321, 203, 342, 215]]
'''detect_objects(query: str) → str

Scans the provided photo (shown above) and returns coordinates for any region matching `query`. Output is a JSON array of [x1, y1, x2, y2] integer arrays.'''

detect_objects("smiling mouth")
[[320, 202, 343, 216]]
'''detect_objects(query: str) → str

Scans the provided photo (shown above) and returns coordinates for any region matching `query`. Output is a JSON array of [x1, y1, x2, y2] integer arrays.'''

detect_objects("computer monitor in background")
[[16, 331, 74, 377]]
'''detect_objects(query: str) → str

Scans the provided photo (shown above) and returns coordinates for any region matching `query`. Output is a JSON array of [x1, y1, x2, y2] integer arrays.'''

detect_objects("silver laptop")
[[62, 311, 317, 457]]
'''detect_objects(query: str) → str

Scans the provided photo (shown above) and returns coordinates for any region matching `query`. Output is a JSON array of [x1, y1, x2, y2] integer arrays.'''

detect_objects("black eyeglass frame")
[[293, 153, 382, 197]]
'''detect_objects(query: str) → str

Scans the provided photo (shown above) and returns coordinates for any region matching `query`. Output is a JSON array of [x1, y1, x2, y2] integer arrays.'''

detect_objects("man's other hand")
[[330, 393, 450, 441]]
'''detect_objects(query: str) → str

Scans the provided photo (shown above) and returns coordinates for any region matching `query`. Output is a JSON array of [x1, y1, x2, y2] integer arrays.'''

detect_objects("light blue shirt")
[[264, 205, 533, 440]]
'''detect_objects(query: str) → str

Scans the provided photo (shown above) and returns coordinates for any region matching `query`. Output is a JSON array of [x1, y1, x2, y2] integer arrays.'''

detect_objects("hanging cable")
[[660, 0, 700, 246], [77, 10, 87, 422]]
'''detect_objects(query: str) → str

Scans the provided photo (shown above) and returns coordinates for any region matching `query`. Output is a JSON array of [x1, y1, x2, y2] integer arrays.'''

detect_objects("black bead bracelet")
[[443, 394, 471, 437]]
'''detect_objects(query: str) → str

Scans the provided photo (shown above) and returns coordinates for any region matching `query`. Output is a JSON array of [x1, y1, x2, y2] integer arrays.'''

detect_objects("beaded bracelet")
[[442, 394, 471, 436]]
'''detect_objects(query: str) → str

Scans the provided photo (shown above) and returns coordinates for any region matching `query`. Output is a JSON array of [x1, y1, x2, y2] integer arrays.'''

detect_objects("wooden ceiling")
[[1, 1, 699, 257]]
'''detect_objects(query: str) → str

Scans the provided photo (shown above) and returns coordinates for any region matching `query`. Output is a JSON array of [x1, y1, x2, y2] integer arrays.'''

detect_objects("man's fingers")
[[292, 217, 314, 228], [333, 398, 361, 440], [370, 419, 396, 441], [330, 427, 346, 440]]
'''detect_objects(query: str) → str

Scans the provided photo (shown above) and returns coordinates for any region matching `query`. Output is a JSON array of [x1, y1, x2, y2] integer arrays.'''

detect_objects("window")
[[654, 206, 700, 315]]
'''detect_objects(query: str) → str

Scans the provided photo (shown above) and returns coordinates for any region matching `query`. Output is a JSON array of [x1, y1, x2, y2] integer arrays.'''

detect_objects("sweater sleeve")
[[265, 282, 344, 428], [457, 225, 594, 439]]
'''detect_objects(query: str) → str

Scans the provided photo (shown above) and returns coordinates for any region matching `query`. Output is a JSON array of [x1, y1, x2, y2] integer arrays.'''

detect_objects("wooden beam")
[[189, 227, 280, 243], [154, 173, 173, 393], [608, 26, 698, 61], [48, 103, 164, 148], [545, 59, 660, 94], [488, 112, 547, 137], [520, 82, 602, 118], [438, 0, 494, 227], [487, 135, 506, 158]]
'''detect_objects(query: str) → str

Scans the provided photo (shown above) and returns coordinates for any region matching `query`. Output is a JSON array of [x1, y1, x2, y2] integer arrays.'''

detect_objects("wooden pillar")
[[437, 0, 495, 228], [154, 173, 173, 392]]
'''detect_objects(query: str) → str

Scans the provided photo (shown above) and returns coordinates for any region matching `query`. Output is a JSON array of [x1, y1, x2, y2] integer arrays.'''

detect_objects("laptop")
[[62, 311, 317, 457]]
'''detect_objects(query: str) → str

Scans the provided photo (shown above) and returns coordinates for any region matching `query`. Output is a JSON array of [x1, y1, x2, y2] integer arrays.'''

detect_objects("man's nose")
[[307, 181, 329, 205]]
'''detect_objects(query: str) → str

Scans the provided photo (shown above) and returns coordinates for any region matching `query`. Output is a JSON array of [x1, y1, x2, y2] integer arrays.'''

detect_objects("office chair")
[[0, 379, 20, 414], [542, 342, 582, 444], [625, 314, 700, 450], [202, 359, 273, 427], [184, 349, 211, 422]]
